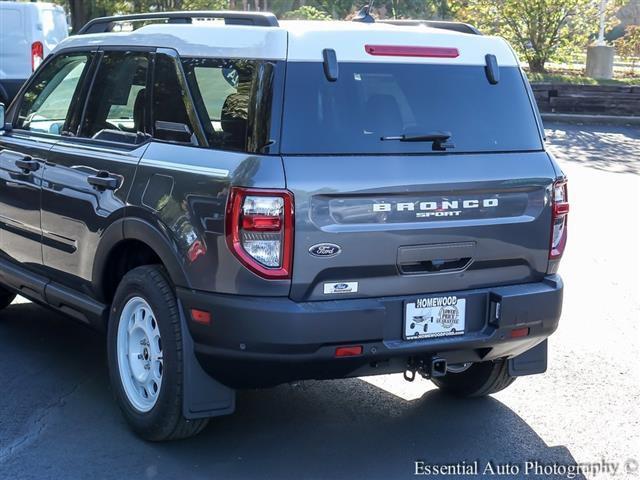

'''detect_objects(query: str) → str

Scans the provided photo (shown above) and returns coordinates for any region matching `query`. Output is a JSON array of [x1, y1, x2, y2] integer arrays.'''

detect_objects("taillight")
[[226, 187, 293, 279], [32, 42, 44, 72], [549, 179, 569, 260]]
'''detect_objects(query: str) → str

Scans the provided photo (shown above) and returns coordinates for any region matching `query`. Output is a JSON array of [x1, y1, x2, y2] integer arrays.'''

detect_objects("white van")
[[0, 1, 68, 106]]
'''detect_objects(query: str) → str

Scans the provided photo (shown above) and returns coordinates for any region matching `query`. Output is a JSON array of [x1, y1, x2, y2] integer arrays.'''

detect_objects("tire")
[[0, 285, 16, 311], [107, 265, 208, 441], [431, 359, 516, 398]]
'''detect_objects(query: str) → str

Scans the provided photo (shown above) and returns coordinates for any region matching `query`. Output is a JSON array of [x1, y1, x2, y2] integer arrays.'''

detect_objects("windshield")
[[281, 62, 542, 155]]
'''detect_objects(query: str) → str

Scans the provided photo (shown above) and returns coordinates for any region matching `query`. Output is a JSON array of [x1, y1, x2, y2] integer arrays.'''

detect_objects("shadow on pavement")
[[545, 122, 640, 175], [0, 302, 583, 479]]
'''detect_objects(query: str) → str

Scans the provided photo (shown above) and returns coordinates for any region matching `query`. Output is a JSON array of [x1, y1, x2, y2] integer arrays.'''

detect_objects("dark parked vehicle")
[[0, 11, 568, 441]]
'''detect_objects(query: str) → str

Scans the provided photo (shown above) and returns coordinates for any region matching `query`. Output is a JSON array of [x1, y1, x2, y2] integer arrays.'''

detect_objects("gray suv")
[[0, 11, 567, 441]]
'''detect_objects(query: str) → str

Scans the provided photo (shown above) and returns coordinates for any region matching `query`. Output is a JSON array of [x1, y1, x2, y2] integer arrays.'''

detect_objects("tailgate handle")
[[397, 242, 476, 275]]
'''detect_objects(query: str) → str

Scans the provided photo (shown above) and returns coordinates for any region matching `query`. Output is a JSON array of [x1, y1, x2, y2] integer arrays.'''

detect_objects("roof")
[[55, 19, 519, 66]]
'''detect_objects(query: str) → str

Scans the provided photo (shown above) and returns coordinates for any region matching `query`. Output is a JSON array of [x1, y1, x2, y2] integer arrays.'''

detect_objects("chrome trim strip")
[[140, 158, 229, 178]]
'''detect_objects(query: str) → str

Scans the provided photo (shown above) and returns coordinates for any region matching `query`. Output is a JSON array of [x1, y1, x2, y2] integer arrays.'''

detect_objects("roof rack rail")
[[78, 11, 279, 35], [380, 20, 481, 35]]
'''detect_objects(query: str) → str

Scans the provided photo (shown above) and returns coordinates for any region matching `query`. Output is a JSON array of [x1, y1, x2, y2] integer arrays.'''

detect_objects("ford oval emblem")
[[309, 243, 342, 258]]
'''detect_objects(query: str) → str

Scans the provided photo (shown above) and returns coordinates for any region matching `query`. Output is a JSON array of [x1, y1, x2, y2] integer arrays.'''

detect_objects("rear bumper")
[[179, 276, 563, 388]]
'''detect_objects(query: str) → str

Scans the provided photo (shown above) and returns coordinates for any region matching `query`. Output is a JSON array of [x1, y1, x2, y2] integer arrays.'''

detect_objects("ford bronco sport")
[[0, 10, 567, 441]]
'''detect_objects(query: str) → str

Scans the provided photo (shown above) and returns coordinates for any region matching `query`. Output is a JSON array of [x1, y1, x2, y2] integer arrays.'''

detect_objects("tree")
[[62, 0, 113, 32], [66, 0, 90, 32], [451, 0, 599, 73], [615, 25, 640, 74], [57, 0, 449, 30], [282, 5, 331, 19]]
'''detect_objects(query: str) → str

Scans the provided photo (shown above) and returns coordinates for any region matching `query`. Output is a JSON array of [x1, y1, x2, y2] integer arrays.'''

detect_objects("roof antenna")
[[353, 0, 376, 23]]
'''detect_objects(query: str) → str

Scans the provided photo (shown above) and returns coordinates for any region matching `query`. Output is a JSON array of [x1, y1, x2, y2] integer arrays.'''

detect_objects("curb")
[[541, 113, 640, 126]]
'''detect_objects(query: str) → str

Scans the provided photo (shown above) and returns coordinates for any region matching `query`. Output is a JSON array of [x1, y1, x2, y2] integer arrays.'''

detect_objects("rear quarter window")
[[281, 63, 542, 155], [182, 58, 281, 154]]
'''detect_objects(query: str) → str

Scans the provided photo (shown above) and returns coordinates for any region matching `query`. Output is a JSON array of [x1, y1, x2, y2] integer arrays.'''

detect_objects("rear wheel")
[[0, 285, 16, 311], [107, 265, 208, 441], [431, 359, 516, 397]]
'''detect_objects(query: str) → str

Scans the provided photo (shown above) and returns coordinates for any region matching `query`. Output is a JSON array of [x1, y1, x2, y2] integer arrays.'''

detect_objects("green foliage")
[[182, 0, 230, 9], [304, 0, 354, 18], [380, 0, 446, 20], [615, 25, 640, 73], [527, 71, 640, 86], [282, 5, 331, 20], [451, 0, 599, 73]]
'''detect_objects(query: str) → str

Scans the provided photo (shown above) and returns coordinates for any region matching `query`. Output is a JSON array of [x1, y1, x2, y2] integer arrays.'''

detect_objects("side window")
[[152, 54, 198, 145], [79, 51, 149, 145], [16, 53, 90, 135], [182, 58, 257, 152]]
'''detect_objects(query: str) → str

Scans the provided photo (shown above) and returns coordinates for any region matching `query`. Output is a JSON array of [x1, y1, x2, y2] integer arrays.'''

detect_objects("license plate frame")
[[404, 295, 466, 340]]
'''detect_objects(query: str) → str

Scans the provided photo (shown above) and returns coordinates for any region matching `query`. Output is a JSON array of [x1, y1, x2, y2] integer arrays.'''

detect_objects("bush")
[[615, 26, 640, 74], [282, 6, 331, 20]]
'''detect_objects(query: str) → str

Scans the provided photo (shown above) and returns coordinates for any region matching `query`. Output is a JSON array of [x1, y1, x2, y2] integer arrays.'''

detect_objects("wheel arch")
[[93, 218, 190, 304]]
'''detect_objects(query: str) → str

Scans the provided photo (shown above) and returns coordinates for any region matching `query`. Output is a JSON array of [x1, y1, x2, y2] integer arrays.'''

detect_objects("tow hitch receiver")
[[404, 356, 448, 381]]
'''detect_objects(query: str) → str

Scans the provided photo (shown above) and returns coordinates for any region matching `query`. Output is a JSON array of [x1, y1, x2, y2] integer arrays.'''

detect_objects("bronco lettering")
[[373, 198, 499, 213]]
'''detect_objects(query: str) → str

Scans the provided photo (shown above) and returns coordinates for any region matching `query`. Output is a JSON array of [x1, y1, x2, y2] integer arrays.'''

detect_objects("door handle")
[[87, 171, 119, 190], [15, 156, 40, 173]]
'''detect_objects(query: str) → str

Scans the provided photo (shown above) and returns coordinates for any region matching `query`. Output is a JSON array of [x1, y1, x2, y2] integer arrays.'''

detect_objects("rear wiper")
[[381, 131, 455, 151]]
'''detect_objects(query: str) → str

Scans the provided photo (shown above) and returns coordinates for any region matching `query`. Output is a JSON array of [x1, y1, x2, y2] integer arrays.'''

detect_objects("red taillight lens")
[[226, 187, 293, 279], [32, 42, 44, 72], [550, 179, 569, 260], [241, 215, 282, 231], [365, 45, 459, 58]]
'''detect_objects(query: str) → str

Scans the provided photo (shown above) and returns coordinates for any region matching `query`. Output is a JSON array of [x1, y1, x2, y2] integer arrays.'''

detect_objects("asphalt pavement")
[[0, 123, 638, 480]]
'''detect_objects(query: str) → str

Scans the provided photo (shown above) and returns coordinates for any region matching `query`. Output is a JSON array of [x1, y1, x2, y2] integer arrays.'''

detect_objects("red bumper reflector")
[[365, 45, 459, 58], [510, 327, 530, 339], [191, 309, 212, 325], [335, 345, 363, 357]]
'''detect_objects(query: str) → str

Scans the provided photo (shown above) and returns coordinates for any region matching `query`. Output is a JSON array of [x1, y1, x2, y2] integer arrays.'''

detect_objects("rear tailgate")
[[279, 31, 558, 302], [284, 152, 555, 301]]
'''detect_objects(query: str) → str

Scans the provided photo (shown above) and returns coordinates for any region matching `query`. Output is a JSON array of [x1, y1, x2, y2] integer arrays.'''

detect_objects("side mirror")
[[0, 103, 5, 131]]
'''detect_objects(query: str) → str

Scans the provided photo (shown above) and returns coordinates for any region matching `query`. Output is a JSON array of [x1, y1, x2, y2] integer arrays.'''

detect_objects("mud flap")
[[178, 302, 236, 419], [508, 339, 548, 377]]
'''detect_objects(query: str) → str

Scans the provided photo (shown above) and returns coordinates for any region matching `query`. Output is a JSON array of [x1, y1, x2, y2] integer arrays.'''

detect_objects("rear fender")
[[92, 218, 190, 303]]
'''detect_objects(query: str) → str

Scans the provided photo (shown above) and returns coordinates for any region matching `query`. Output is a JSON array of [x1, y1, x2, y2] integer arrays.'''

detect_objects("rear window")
[[281, 63, 542, 155]]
